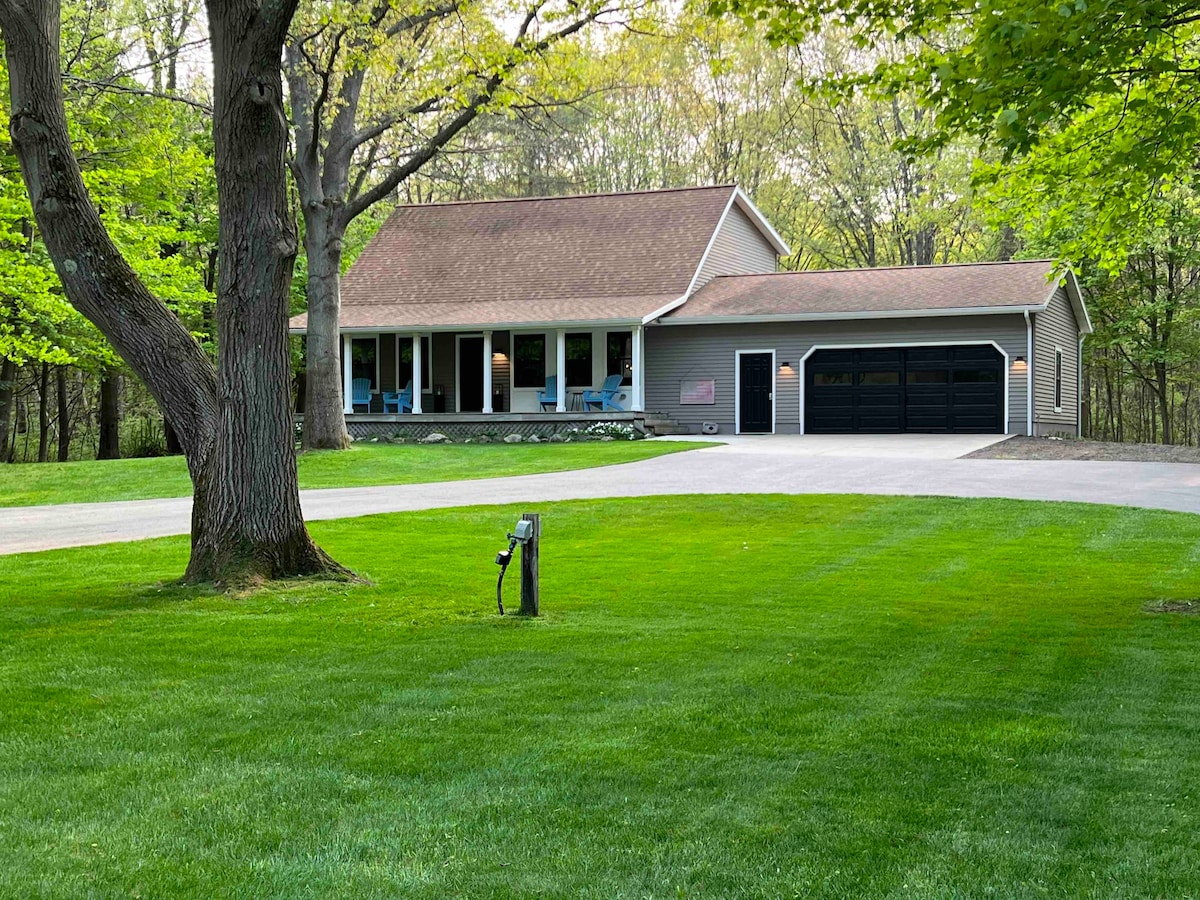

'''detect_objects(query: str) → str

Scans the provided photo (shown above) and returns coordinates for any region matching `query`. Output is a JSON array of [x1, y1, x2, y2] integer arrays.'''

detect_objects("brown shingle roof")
[[666, 260, 1061, 321], [291, 185, 738, 331]]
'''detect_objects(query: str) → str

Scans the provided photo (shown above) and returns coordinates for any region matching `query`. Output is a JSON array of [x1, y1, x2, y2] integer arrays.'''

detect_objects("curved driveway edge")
[[2, 444, 1199, 555]]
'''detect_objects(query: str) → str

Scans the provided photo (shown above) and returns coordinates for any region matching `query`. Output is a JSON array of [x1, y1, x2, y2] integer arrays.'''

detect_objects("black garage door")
[[805, 346, 1003, 433]]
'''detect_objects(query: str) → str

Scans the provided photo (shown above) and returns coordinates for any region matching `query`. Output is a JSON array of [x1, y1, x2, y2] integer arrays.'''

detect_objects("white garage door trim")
[[799, 340, 1010, 435]]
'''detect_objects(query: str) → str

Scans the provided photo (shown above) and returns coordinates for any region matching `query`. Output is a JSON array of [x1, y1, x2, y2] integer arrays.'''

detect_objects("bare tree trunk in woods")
[[0, 358, 14, 462], [56, 364, 69, 461], [1155, 361, 1172, 444], [37, 361, 49, 462], [0, 0, 347, 583], [97, 370, 121, 459]]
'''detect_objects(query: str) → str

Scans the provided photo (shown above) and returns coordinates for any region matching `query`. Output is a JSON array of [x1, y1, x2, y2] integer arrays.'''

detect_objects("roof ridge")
[[385, 184, 738, 210], [708, 259, 1057, 279]]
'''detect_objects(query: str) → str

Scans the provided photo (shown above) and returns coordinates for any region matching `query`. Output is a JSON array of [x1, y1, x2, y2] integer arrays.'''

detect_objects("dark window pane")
[[351, 338, 377, 390], [513, 334, 546, 388], [1055, 350, 1063, 407], [953, 369, 998, 383], [607, 331, 633, 386], [907, 370, 949, 384], [813, 372, 852, 386], [565, 333, 592, 387], [397, 336, 431, 389], [859, 371, 899, 385]]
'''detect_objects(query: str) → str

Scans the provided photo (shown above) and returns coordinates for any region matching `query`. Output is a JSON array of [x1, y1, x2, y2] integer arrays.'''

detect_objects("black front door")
[[458, 337, 484, 412], [738, 352, 773, 433]]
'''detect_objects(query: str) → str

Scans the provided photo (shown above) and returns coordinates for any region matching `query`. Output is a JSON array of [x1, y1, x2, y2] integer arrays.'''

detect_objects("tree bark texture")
[[186, 0, 345, 581], [299, 210, 350, 449], [97, 369, 121, 459], [55, 364, 69, 461], [0, 0, 347, 582], [0, 357, 15, 463]]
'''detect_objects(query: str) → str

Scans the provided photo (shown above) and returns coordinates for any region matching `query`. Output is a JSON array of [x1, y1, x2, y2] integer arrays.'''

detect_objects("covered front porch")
[[340, 325, 646, 416]]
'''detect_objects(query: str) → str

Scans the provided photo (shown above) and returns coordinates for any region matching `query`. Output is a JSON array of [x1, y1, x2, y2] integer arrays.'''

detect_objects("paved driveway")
[[2, 437, 1199, 555]]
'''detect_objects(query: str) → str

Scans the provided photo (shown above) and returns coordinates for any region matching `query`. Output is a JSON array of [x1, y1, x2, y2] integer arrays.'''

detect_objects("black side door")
[[738, 352, 774, 433], [458, 337, 485, 412]]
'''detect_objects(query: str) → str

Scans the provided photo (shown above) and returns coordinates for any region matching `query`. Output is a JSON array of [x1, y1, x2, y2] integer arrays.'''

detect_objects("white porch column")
[[555, 329, 567, 412], [482, 331, 494, 413], [411, 333, 423, 414], [631, 325, 645, 412], [341, 332, 353, 414]]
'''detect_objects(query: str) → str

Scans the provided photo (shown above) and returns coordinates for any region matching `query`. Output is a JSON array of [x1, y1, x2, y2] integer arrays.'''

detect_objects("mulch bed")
[[967, 435, 1200, 464]]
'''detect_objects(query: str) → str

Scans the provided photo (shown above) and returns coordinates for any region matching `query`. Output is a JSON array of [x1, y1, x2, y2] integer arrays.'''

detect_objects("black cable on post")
[[496, 564, 508, 615]]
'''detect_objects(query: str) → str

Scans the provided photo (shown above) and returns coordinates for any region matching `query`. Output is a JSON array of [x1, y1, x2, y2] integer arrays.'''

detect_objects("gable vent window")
[[1054, 347, 1063, 412], [513, 334, 546, 388]]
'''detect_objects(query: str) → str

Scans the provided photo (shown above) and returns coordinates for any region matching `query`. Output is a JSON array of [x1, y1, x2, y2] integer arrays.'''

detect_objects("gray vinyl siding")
[[1032, 286, 1080, 435], [693, 204, 777, 289], [645, 315, 1029, 434], [491, 331, 511, 411]]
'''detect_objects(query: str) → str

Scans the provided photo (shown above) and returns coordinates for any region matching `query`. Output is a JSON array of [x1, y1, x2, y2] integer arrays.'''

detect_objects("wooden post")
[[519, 512, 539, 616]]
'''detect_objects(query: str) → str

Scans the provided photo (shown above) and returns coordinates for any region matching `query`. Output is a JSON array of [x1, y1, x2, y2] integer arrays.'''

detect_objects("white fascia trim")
[[641, 293, 690, 326], [732, 187, 791, 257], [1037, 266, 1093, 336], [657, 305, 1041, 327], [797, 340, 1010, 436], [680, 190, 739, 302], [307, 318, 643, 336]]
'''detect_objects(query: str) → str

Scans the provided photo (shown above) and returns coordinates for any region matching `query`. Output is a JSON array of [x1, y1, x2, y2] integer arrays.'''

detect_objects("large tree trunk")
[[0, 0, 347, 583], [185, 0, 345, 581], [55, 364, 69, 461], [97, 369, 121, 459], [301, 210, 351, 450], [0, 357, 15, 463], [36, 361, 49, 462]]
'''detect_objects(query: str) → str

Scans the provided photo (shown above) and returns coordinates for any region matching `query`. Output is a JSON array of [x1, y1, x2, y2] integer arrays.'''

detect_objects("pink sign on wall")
[[679, 379, 716, 405]]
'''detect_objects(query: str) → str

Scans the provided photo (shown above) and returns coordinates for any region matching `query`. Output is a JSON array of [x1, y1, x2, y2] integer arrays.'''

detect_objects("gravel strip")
[[967, 435, 1200, 463]]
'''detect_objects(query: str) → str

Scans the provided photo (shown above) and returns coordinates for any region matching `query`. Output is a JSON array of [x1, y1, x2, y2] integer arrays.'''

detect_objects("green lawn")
[[0, 440, 707, 507], [2, 495, 1199, 897]]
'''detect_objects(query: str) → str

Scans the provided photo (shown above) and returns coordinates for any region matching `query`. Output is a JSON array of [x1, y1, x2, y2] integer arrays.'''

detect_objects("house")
[[289, 185, 1091, 438]]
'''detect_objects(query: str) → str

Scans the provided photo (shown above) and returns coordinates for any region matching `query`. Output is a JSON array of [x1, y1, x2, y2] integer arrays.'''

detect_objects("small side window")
[[1054, 348, 1063, 411]]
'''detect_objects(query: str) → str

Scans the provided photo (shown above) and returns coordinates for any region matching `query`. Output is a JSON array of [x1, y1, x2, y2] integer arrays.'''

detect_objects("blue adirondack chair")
[[382, 380, 413, 414], [536, 375, 558, 411], [583, 374, 626, 412], [351, 377, 372, 412]]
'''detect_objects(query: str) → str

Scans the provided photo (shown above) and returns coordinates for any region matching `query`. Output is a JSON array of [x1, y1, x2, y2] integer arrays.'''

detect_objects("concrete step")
[[647, 423, 692, 436]]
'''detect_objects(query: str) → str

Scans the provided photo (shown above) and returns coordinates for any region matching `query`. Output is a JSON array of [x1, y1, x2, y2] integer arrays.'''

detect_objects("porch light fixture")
[[1012, 355, 1028, 372]]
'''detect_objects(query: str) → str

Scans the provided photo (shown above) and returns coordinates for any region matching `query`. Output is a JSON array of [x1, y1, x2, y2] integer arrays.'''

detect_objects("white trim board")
[[797, 340, 1011, 436], [734, 348, 777, 435], [454, 333, 486, 413]]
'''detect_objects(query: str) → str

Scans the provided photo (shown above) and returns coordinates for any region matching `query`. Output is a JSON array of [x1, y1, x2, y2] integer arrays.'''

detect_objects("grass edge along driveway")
[[1, 493, 1199, 897], [0, 440, 710, 507]]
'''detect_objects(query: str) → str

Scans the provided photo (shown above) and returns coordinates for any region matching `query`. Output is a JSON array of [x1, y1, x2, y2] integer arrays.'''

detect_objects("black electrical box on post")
[[519, 512, 539, 616]]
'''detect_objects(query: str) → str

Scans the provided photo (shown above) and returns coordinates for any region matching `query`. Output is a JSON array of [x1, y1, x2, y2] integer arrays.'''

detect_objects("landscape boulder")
[[503, 433, 523, 444], [421, 432, 450, 444]]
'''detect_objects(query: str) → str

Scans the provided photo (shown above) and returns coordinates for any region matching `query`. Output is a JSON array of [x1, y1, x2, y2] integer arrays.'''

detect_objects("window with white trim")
[[1054, 347, 1063, 411]]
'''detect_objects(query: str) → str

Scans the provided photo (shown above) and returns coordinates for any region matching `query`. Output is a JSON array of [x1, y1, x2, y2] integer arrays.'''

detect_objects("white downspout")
[[1024, 310, 1034, 436]]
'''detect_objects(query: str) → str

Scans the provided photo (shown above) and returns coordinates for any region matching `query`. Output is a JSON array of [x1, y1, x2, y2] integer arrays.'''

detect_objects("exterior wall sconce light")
[[1012, 355, 1028, 372]]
